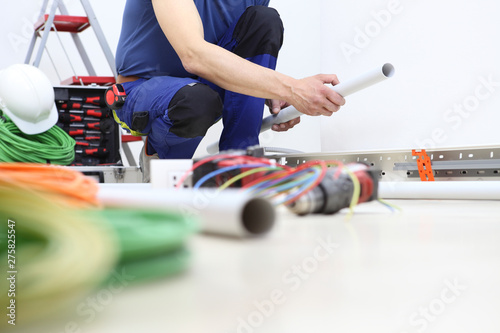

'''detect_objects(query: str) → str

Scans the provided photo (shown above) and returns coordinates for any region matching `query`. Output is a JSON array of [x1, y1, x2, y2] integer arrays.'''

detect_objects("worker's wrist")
[[274, 74, 296, 104]]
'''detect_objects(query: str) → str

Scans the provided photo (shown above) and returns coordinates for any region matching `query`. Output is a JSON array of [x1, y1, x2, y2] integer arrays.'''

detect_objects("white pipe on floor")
[[207, 63, 395, 154], [98, 185, 276, 238], [379, 181, 500, 200]]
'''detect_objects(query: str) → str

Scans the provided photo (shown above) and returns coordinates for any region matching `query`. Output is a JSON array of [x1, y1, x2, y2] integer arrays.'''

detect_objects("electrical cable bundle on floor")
[[96, 208, 195, 283], [176, 153, 393, 216], [0, 114, 75, 165], [0, 180, 117, 328], [0, 163, 197, 328], [0, 163, 100, 207]]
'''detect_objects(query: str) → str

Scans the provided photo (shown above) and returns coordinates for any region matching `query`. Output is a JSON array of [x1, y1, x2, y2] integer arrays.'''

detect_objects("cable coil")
[[0, 164, 196, 327], [0, 115, 75, 165]]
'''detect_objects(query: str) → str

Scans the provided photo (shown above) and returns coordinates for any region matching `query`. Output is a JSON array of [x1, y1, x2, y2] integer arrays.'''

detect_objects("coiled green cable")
[[0, 114, 75, 165], [0, 184, 118, 328]]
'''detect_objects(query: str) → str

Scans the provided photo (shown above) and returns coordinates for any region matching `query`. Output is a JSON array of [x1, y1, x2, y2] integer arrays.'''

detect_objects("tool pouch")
[[131, 111, 149, 133]]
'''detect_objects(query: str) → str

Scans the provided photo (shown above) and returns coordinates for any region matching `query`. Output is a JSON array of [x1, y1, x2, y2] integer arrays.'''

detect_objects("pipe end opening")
[[242, 198, 276, 235], [382, 63, 395, 78]]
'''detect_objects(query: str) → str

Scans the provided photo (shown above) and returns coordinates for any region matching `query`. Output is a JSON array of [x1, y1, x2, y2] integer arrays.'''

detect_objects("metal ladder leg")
[[80, 0, 117, 78], [32, 0, 59, 67], [24, 0, 116, 82], [56, 0, 97, 77], [25, 0, 50, 65]]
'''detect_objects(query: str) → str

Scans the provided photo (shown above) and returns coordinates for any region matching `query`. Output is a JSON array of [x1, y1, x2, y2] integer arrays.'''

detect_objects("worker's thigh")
[[120, 76, 223, 157], [199, 6, 284, 150]]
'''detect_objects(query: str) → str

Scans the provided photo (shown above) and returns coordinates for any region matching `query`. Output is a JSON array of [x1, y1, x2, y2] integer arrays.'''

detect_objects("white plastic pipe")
[[207, 63, 395, 154], [379, 181, 500, 200], [98, 185, 276, 238]]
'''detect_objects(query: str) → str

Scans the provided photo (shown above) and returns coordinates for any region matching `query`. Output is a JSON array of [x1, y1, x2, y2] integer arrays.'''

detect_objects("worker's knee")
[[233, 6, 284, 59], [167, 83, 222, 138], [244, 6, 283, 29]]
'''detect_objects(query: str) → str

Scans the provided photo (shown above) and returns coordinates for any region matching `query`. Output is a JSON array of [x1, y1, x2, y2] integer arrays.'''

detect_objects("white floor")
[[32, 199, 500, 333]]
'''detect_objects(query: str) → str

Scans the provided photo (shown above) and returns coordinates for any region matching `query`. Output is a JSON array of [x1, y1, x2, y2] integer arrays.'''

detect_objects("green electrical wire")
[[96, 208, 197, 283], [0, 186, 197, 327], [0, 184, 118, 328], [0, 114, 75, 165]]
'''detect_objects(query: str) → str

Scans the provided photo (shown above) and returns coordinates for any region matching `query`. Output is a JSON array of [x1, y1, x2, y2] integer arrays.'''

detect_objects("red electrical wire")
[[241, 169, 289, 190], [174, 154, 278, 189], [353, 167, 374, 204], [282, 160, 329, 206], [176, 155, 360, 210]]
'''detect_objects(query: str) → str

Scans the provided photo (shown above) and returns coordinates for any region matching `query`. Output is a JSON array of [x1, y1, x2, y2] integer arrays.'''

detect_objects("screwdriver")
[[57, 96, 102, 106], [73, 135, 102, 141], [68, 109, 106, 118], [75, 148, 108, 158], [70, 95, 102, 105], [66, 129, 101, 137], [59, 102, 104, 110], [58, 114, 100, 123], [59, 122, 103, 131], [75, 141, 101, 148], [58, 102, 82, 110]]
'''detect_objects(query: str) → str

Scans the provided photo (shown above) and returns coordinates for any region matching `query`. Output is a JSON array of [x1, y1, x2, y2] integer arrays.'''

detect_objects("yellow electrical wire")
[[340, 166, 361, 219], [217, 166, 283, 192], [378, 198, 403, 212], [0, 184, 118, 328], [0, 163, 197, 329]]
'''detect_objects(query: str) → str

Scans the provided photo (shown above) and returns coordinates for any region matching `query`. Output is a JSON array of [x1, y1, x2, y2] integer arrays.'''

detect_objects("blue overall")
[[115, 2, 283, 159]]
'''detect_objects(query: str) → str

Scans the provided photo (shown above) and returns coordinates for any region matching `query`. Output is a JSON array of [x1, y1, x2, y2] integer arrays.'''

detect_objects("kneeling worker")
[[114, 0, 345, 181]]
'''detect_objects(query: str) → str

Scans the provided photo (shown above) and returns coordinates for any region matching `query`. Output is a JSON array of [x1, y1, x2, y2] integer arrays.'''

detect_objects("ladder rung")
[[61, 76, 116, 86], [35, 15, 91, 34], [122, 135, 144, 143]]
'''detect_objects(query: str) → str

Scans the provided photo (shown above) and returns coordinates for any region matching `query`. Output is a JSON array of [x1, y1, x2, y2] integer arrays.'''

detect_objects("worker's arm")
[[151, 0, 345, 118]]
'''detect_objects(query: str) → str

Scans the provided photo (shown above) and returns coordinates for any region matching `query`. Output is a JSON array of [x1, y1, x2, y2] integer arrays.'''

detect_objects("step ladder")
[[25, 0, 117, 86]]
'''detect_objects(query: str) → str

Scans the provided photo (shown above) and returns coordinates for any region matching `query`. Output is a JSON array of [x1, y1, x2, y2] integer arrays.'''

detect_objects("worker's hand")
[[288, 74, 345, 117], [266, 99, 301, 132]]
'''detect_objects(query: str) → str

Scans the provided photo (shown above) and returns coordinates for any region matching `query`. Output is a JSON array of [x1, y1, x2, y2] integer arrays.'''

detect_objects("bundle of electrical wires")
[[175, 155, 359, 212], [175, 153, 399, 215], [0, 167, 116, 328], [0, 163, 196, 328], [0, 163, 99, 207], [0, 114, 75, 164]]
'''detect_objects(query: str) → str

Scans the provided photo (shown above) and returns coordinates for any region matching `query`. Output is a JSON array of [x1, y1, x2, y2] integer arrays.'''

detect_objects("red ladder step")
[[35, 15, 90, 34], [61, 76, 116, 86], [122, 135, 144, 143]]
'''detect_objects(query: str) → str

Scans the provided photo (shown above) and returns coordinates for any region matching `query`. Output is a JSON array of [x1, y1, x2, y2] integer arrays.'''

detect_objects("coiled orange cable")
[[0, 163, 99, 207]]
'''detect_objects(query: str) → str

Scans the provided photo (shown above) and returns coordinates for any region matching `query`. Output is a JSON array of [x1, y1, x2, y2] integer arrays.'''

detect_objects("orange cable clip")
[[412, 149, 435, 181]]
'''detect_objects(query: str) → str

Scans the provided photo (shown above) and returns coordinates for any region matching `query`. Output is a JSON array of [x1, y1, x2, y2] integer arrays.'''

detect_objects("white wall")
[[1, 0, 122, 82], [4, 1, 499, 159], [1, 0, 323, 158], [319, 0, 500, 152]]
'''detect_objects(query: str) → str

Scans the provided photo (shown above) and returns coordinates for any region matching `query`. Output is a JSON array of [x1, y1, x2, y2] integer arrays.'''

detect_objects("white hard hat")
[[0, 64, 58, 135]]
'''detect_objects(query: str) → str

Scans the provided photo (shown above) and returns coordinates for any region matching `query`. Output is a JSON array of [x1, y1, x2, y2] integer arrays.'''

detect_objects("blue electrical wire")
[[246, 168, 313, 194], [247, 167, 321, 198], [241, 166, 323, 206], [193, 164, 271, 189], [275, 167, 323, 205], [254, 171, 317, 198]]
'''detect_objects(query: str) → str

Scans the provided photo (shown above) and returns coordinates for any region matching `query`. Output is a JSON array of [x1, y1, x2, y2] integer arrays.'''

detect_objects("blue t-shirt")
[[116, 0, 270, 78]]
